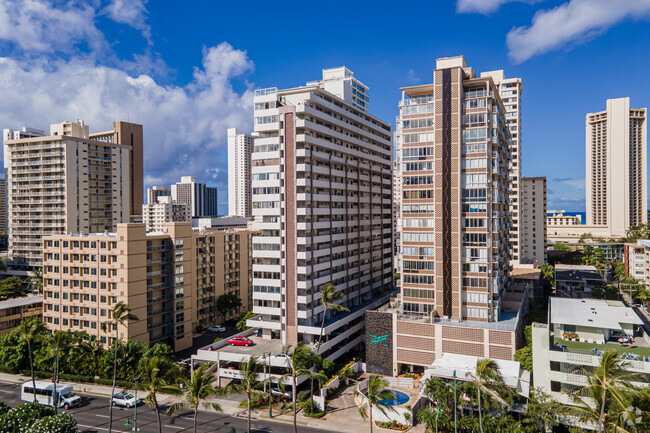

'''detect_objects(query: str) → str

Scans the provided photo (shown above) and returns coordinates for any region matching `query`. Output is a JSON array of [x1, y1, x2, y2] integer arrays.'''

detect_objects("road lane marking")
[[164, 425, 185, 430], [95, 414, 110, 418]]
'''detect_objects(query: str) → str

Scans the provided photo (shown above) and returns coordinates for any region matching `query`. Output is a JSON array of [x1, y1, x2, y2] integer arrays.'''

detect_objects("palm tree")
[[28, 267, 43, 294], [353, 374, 396, 433], [141, 356, 182, 433], [465, 358, 509, 433], [167, 364, 230, 433], [17, 317, 47, 404], [231, 356, 267, 433], [49, 330, 72, 414], [311, 283, 349, 410], [282, 343, 326, 433], [571, 350, 643, 433], [101, 301, 138, 433]]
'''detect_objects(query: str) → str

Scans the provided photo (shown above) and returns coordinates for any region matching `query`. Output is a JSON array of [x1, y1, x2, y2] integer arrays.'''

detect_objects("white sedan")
[[208, 325, 226, 333]]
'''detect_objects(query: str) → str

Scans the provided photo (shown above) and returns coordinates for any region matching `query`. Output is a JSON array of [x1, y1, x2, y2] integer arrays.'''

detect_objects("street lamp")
[[434, 406, 443, 433], [452, 370, 457, 433], [261, 352, 272, 418]]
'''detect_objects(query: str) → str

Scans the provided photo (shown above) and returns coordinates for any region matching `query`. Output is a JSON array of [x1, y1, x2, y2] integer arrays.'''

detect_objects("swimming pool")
[[378, 389, 410, 406]]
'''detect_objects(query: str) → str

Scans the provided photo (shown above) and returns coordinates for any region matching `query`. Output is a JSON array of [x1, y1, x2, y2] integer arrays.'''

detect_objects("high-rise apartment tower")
[[3, 120, 143, 266], [250, 69, 393, 360], [520, 177, 547, 265], [480, 70, 522, 263], [586, 97, 647, 236], [227, 128, 255, 217]]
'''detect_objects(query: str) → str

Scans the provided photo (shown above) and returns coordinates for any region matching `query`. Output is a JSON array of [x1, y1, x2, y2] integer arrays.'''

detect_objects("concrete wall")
[[365, 310, 394, 375]]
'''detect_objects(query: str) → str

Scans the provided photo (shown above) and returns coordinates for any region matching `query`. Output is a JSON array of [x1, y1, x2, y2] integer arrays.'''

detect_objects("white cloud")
[[456, 0, 541, 14], [507, 0, 650, 63], [0, 42, 254, 190], [104, 0, 151, 41], [0, 0, 106, 52]]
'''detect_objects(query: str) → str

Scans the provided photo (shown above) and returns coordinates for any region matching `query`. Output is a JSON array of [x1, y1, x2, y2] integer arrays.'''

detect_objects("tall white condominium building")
[[3, 120, 143, 266], [142, 196, 191, 232], [519, 177, 547, 265], [0, 178, 5, 231], [307, 66, 370, 113], [147, 186, 170, 204], [250, 70, 393, 359], [480, 70, 522, 263], [227, 128, 255, 217], [171, 176, 211, 218], [586, 97, 647, 237]]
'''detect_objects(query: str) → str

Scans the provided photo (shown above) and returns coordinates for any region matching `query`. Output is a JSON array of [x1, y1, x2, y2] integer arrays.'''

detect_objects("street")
[[0, 382, 329, 433]]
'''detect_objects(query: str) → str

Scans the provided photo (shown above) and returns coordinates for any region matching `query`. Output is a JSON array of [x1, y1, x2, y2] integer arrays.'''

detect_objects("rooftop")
[[555, 264, 603, 283], [0, 295, 43, 310], [550, 297, 643, 329]]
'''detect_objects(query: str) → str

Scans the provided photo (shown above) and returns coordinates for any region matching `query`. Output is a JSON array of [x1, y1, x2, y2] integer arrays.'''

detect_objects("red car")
[[228, 336, 254, 347]]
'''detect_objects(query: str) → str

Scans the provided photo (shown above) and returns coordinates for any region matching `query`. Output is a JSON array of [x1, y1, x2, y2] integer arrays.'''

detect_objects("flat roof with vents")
[[550, 297, 643, 330]]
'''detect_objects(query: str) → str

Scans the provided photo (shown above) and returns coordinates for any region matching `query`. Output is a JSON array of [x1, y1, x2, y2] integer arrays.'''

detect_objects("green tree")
[[312, 283, 349, 411], [236, 311, 257, 331], [216, 292, 243, 323], [231, 356, 267, 433], [540, 263, 555, 288], [523, 387, 564, 432], [571, 350, 643, 433], [353, 375, 396, 433], [553, 243, 571, 251], [0, 276, 27, 301], [167, 364, 230, 433], [141, 355, 182, 433], [514, 325, 533, 373], [465, 358, 509, 433], [281, 343, 326, 433], [28, 268, 43, 294], [17, 317, 47, 404], [101, 301, 138, 433]]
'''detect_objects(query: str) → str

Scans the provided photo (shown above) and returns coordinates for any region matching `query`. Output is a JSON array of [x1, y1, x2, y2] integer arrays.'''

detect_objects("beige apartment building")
[[519, 177, 547, 265], [480, 70, 523, 264], [3, 120, 143, 266], [0, 295, 42, 334], [547, 210, 581, 226], [586, 97, 647, 236], [42, 222, 253, 351], [147, 186, 171, 204], [142, 196, 191, 232], [365, 57, 527, 376]]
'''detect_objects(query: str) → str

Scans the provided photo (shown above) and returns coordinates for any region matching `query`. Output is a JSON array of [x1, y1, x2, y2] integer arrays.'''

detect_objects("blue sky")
[[0, 0, 649, 215]]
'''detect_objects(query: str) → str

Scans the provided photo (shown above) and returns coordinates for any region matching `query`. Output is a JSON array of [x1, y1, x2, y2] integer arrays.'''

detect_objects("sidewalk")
[[0, 372, 369, 432]]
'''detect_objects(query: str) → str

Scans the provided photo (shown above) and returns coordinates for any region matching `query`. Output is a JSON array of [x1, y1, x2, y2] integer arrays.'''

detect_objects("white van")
[[21, 381, 81, 409]]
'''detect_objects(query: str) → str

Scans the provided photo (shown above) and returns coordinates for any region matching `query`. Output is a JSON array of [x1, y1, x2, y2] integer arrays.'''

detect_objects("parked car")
[[228, 336, 254, 347], [270, 387, 291, 399], [111, 392, 142, 408], [208, 325, 226, 333]]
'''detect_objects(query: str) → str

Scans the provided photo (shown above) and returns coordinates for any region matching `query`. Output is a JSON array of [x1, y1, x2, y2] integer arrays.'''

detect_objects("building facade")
[[42, 222, 253, 351], [0, 295, 42, 334], [308, 66, 370, 113], [586, 97, 647, 236], [520, 177, 547, 265], [547, 210, 581, 226], [147, 186, 171, 204], [171, 176, 218, 218], [142, 196, 191, 232], [3, 120, 143, 266], [250, 68, 394, 361], [367, 56, 527, 376], [227, 128, 255, 217], [532, 297, 648, 428], [480, 70, 523, 264], [624, 240, 650, 287]]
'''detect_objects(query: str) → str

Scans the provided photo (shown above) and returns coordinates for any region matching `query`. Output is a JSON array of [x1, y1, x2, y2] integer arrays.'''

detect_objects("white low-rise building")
[[532, 298, 649, 414]]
